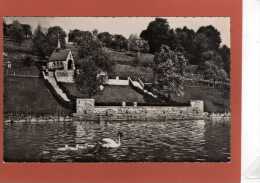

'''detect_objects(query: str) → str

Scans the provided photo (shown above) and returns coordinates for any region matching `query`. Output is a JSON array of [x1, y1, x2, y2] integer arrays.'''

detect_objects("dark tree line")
[[4, 20, 32, 44], [140, 18, 231, 79], [32, 25, 67, 58], [4, 20, 67, 58], [69, 30, 129, 51]]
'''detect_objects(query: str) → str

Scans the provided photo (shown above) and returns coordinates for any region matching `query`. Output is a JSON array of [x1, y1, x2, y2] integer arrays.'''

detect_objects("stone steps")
[[42, 72, 70, 102]]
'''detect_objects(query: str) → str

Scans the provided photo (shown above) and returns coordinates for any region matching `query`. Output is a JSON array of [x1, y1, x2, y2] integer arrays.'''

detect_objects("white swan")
[[57, 144, 95, 151], [100, 132, 123, 148], [57, 144, 71, 151], [77, 143, 95, 149]]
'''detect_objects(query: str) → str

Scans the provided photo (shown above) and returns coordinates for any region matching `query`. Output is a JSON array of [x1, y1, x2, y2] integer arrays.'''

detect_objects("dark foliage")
[[75, 58, 99, 97], [46, 26, 67, 51], [32, 25, 49, 57], [140, 18, 171, 53], [68, 29, 92, 45], [98, 32, 113, 47], [8, 20, 25, 44], [4, 20, 32, 42], [218, 45, 231, 76], [111, 34, 128, 51]]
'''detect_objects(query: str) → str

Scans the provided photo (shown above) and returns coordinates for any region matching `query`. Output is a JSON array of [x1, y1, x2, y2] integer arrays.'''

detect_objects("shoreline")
[[4, 112, 231, 123]]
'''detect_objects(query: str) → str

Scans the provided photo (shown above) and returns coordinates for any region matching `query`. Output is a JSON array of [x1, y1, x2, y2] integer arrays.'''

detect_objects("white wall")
[[242, 0, 260, 181]]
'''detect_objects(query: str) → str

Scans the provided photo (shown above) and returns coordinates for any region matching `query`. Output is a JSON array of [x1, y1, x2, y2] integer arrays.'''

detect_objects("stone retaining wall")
[[55, 70, 74, 83], [74, 99, 204, 121]]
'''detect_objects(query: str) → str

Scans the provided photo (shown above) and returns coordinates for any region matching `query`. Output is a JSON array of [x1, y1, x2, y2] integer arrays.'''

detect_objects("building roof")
[[49, 49, 71, 62]]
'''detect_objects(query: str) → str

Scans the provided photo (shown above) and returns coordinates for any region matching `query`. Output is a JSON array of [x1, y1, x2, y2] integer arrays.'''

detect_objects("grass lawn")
[[4, 77, 72, 114], [110, 64, 153, 82], [105, 48, 154, 67], [174, 86, 230, 112]]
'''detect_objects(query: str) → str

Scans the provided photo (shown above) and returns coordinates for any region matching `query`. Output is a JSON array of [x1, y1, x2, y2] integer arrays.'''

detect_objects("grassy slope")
[[104, 48, 154, 66], [4, 77, 72, 114], [175, 86, 230, 113], [4, 39, 33, 53], [111, 64, 153, 82], [4, 39, 72, 114]]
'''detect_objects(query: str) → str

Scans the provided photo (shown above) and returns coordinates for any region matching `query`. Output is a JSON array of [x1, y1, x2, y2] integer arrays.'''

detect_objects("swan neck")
[[118, 135, 121, 145]]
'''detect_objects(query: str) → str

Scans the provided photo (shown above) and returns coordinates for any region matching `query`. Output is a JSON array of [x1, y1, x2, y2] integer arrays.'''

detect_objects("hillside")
[[4, 38, 33, 53], [4, 77, 72, 114], [175, 86, 230, 112], [111, 64, 153, 82], [4, 39, 72, 114], [104, 48, 154, 67], [4, 40, 230, 114]]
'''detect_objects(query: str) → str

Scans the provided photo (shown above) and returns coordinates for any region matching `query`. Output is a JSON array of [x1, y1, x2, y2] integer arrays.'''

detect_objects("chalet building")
[[48, 49, 75, 71], [47, 38, 76, 83], [47, 38, 75, 71]]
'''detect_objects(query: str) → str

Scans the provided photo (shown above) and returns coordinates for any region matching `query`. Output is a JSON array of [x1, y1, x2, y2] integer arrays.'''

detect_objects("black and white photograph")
[[3, 17, 231, 162]]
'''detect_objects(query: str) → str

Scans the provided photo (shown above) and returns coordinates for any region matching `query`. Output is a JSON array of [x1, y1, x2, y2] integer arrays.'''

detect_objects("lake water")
[[4, 120, 230, 162]]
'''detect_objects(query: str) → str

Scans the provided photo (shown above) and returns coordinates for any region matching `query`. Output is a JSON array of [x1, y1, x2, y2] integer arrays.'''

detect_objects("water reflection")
[[4, 120, 230, 162]]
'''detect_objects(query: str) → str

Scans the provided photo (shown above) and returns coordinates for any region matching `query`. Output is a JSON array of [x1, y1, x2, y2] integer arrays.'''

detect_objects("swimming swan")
[[100, 132, 123, 148], [57, 144, 95, 151], [57, 144, 71, 151]]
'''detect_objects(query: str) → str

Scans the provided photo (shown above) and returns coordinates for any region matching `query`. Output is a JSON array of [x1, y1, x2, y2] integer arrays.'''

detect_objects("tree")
[[175, 26, 196, 63], [201, 61, 228, 87], [153, 45, 188, 100], [128, 34, 150, 53], [8, 20, 25, 44], [175, 27, 195, 49], [78, 34, 113, 72], [200, 50, 223, 68], [68, 29, 80, 42], [22, 24, 32, 39], [196, 25, 222, 50], [218, 45, 230, 76], [111, 34, 128, 51], [191, 25, 222, 65], [68, 29, 92, 45], [199, 48, 232, 81], [193, 25, 222, 54], [32, 25, 49, 57], [202, 61, 219, 81], [140, 18, 171, 53], [3, 20, 8, 37], [75, 58, 99, 97], [167, 28, 178, 50], [76, 33, 113, 96], [217, 68, 229, 82], [97, 32, 113, 47], [78, 33, 99, 58], [46, 26, 67, 52]]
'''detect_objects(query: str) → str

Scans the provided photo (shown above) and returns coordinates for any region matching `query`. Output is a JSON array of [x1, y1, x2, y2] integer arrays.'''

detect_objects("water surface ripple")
[[4, 120, 230, 162]]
